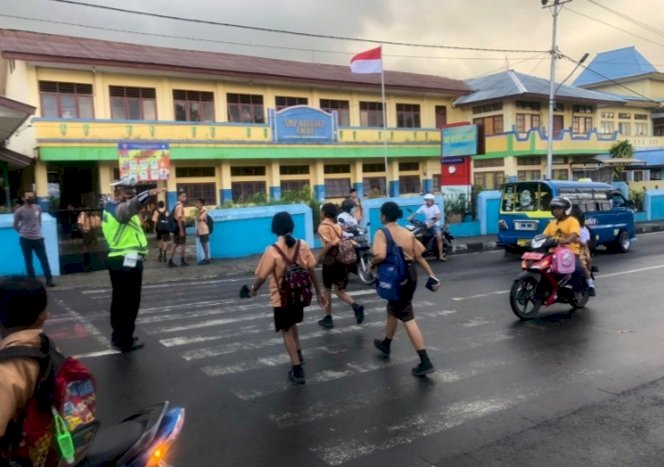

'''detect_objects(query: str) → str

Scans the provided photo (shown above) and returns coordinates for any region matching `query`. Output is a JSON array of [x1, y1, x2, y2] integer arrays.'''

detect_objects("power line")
[[584, 0, 664, 39], [45, 0, 548, 54]]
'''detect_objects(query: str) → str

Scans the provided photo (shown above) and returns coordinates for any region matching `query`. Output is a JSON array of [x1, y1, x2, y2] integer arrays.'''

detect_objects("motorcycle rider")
[[542, 197, 585, 295], [338, 199, 359, 238], [407, 193, 446, 261]]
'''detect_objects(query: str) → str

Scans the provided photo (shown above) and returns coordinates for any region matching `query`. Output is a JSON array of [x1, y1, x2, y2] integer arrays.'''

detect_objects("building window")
[[363, 177, 387, 196], [280, 165, 310, 175], [516, 101, 541, 111], [175, 167, 215, 177], [363, 163, 386, 173], [601, 111, 615, 119], [517, 170, 542, 181], [634, 122, 648, 136], [39, 81, 94, 119], [472, 103, 503, 114], [399, 175, 421, 194], [110, 86, 156, 120], [600, 121, 615, 134], [432, 174, 441, 193], [473, 158, 504, 168], [275, 96, 308, 111], [325, 178, 351, 198], [231, 166, 266, 176], [552, 169, 569, 180], [553, 103, 565, 112], [572, 116, 593, 135], [619, 122, 631, 136], [359, 101, 384, 127], [473, 115, 504, 136], [573, 105, 593, 114], [232, 181, 266, 203], [473, 171, 505, 190], [324, 164, 351, 174], [398, 162, 419, 171], [176, 183, 216, 205], [618, 113, 632, 119], [552, 156, 568, 164], [516, 156, 541, 166], [396, 103, 421, 128], [516, 113, 541, 133], [651, 169, 661, 181], [280, 180, 309, 193], [227, 93, 265, 123], [173, 90, 214, 122], [320, 99, 350, 126], [634, 114, 648, 120], [435, 105, 447, 128]]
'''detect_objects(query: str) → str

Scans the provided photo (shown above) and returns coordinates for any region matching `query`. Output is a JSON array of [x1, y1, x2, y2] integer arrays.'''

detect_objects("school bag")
[[334, 228, 357, 265], [204, 214, 214, 234], [271, 241, 313, 308], [552, 245, 576, 274], [376, 227, 409, 301], [0, 334, 99, 467], [166, 204, 180, 233], [156, 209, 169, 232]]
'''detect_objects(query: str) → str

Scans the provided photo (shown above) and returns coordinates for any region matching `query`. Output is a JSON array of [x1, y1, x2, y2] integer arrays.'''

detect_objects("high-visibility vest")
[[102, 202, 148, 258]]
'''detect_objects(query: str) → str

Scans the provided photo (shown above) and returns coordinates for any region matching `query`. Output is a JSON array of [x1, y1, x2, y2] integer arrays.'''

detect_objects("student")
[[0, 277, 48, 441], [152, 200, 170, 262], [407, 193, 446, 261], [348, 188, 363, 223], [250, 212, 326, 384], [371, 201, 440, 377], [168, 190, 189, 268], [571, 206, 596, 296], [13, 191, 55, 287], [317, 203, 364, 329], [195, 198, 211, 265]]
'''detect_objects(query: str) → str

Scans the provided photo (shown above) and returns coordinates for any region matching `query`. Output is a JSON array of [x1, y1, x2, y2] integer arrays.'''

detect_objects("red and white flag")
[[350, 46, 383, 74]]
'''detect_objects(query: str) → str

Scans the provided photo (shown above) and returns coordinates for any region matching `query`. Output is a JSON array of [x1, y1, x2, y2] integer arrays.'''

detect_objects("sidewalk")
[[53, 221, 664, 290]]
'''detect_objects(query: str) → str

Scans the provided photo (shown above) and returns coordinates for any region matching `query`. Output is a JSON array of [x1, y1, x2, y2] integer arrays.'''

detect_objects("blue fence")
[[0, 214, 61, 277]]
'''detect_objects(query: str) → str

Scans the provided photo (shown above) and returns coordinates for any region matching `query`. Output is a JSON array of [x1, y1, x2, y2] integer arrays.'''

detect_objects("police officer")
[[102, 175, 165, 352]]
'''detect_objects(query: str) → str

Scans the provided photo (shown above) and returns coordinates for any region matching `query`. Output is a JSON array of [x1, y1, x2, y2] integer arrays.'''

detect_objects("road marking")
[[73, 349, 120, 359], [52, 298, 110, 347]]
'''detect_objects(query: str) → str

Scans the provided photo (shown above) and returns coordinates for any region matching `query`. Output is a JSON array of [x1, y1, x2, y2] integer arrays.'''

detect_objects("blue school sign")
[[442, 124, 478, 159], [269, 106, 337, 143]]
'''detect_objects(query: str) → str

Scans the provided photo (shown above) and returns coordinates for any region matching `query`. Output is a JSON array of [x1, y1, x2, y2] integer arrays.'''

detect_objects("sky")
[[1, 0, 664, 84]]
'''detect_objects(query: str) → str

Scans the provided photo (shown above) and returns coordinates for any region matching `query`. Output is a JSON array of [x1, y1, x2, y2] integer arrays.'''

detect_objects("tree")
[[609, 139, 634, 181]]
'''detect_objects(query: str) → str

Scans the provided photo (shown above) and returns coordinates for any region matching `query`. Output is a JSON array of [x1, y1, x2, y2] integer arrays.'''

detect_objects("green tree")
[[609, 139, 634, 181]]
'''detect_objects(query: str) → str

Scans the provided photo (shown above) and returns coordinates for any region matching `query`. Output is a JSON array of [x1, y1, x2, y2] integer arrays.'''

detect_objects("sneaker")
[[318, 315, 334, 329], [373, 338, 391, 357], [439, 254, 448, 262], [288, 367, 305, 385], [167, 260, 177, 268], [352, 303, 365, 324], [588, 287, 596, 297], [112, 337, 145, 353], [412, 360, 435, 377]]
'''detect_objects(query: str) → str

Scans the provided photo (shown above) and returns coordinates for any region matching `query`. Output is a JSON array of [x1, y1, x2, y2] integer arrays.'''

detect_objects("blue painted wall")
[[269, 186, 281, 201], [314, 185, 325, 201], [388, 180, 400, 197], [477, 190, 501, 235], [645, 190, 664, 221], [196, 204, 314, 259], [220, 189, 232, 206], [449, 221, 481, 237], [0, 214, 60, 277]]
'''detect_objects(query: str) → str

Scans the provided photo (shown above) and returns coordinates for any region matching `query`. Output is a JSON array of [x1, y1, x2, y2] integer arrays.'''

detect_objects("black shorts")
[[198, 234, 209, 244], [155, 230, 169, 241], [172, 233, 186, 245], [273, 306, 304, 332], [322, 261, 350, 290], [386, 263, 417, 322]]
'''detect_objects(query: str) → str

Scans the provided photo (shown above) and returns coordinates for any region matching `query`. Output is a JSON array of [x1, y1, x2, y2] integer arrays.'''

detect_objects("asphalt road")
[[45, 232, 664, 466]]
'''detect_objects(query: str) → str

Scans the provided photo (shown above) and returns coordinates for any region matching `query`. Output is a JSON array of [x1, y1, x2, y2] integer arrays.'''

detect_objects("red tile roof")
[[0, 29, 469, 95]]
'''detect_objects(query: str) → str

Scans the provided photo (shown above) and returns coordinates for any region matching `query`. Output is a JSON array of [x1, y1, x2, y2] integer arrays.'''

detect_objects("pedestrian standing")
[[249, 212, 327, 384], [195, 198, 211, 265], [167, 190, 189, 268], [77, 208, 100, 272], [101, 175, 165, 352], [349, 188, 364, 224], [316, 203, 364, 329], [371, 201, 440, 377], [13, 191, 55, 287], [152, 200, 170, 262]]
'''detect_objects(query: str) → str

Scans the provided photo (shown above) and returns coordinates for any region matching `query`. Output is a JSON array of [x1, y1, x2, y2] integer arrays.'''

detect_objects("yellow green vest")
[[102, 205, 148, 257]]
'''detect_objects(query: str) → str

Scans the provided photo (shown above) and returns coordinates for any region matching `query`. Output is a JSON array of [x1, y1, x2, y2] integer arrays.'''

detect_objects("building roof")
[[0, 29, 470, 95], [573, 47, 659, 87], [0, 96, 34, 168], [454, 70, 625, 106]]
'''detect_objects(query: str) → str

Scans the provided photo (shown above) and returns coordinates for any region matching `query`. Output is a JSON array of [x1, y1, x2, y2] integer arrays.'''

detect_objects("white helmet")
[[423, 193, 435, 201]]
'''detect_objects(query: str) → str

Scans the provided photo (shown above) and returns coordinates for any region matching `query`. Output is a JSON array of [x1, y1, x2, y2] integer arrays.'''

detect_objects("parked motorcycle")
[[406, 219, 454, 260], [80, 401, 185, 466], [338, 218, 375, 285], [509, 234, 591, 320]]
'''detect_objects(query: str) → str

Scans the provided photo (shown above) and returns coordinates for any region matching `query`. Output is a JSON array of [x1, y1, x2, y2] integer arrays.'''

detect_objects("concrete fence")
[[0, 213, 61, 277]]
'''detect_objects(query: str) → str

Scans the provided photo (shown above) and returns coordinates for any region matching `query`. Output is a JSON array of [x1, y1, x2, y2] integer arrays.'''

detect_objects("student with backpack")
[[195, 198, 212, 265], [248, 212, 327, 385], [370, 202, 440, 377], [152, 200, 171, 262]]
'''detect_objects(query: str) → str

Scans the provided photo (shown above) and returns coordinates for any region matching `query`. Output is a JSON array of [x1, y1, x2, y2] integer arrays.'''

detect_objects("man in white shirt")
[[337, 199, 359, 239], [407, 193, 446, 261]]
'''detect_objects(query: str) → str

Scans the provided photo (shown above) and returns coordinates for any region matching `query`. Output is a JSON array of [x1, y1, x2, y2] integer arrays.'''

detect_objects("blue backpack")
[[376, 227, 409, 301]]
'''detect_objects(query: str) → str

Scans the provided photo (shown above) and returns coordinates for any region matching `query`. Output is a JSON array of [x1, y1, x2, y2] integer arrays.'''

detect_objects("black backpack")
[[271, 241, 313, 308], [166, 204, 180, 233], [205, 214, 214, 234], [156, 209, 169, 232]]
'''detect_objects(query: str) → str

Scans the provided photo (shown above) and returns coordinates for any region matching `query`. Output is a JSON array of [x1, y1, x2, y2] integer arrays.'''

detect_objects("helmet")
[[423, 193, 435, 201], [549, 196, 572, 215], [341, 198, 355, 213]]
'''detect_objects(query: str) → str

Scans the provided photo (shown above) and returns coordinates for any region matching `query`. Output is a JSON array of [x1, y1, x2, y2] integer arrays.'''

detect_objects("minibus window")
[[501, 182, 552, 212]]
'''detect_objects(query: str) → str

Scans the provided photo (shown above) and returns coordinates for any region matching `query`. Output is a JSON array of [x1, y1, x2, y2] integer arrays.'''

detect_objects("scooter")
[[406, 219, 454, 260], [509, 234, 592, 320], [338, 219, 375, 286], [79, 401, 185, 466]]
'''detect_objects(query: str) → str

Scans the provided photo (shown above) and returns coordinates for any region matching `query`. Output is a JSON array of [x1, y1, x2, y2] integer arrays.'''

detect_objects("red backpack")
[[272, 241, 313, 309], [0, 334, 98, 467]]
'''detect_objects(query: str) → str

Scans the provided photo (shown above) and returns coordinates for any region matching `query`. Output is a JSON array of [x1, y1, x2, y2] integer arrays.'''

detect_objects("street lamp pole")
[[543, 0, 571, 180]]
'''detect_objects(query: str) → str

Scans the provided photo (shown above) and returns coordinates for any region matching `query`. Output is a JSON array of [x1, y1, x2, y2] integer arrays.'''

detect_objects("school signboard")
[[118, 142, 170, 181]]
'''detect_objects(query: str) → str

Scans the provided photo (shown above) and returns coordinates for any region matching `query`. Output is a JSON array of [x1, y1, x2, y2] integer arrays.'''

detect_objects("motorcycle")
[[509, 234, 592, 320], [338, 218, 375, 285], [79, 401, 185, 466], [406, 219, 454, 260]]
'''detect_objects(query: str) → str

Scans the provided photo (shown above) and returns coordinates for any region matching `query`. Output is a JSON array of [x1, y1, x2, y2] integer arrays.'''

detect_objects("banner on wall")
[[118, 142, 170, 182], [442, 124, 478, 159]]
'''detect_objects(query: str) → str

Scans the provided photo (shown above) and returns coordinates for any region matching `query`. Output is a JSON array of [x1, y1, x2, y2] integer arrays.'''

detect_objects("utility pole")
[[542, 0, 572, 180]]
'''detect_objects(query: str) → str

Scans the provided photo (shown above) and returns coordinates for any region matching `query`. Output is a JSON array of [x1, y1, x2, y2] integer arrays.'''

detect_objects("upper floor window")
[[396, 103, 421, 128], [473, 115, 504, 136], [572, 116, 593, 135], [601, 111, 615, 119], [320, 99, 350, 126], [110, 86, 156, 120], [573, 105, 593, 114], [275, 96, 308, 111], [516, 113, 541, 133], [553, 103, 565, 112], [635, 113, 649, 121], [173, 90, 214, 122], [227, 93, 265, 123], [516, 100, 541, 111], [39, 81, 93, 119], [359, 101, 384, 127], [472, 103, 503, 114], [618, 112, 632, 119]]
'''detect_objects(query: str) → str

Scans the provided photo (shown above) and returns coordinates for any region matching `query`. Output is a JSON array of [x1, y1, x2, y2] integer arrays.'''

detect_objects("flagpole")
[[380, 63, 388, 181]]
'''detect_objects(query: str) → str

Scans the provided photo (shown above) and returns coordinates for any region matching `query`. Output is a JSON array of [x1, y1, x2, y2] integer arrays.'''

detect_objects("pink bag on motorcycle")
[[552, 245, 576, 274]]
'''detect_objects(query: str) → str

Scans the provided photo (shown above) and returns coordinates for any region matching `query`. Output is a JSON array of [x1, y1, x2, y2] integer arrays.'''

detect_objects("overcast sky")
[[2, 0, 664, 84]]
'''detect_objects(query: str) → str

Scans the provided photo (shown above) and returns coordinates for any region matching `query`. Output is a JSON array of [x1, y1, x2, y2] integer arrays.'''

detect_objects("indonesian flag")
[[350, 46, 383, 74]]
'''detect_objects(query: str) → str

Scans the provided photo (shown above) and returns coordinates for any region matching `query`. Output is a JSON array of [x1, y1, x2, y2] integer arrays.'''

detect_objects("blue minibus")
[[497, 180, 636, 253]]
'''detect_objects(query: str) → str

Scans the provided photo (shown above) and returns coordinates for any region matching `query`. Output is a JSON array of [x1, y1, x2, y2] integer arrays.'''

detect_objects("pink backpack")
[[553, 245, 576, 274]]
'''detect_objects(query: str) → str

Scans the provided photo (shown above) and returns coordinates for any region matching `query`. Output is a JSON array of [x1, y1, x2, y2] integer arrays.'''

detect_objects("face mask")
[[26, 198, 36, 204]]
